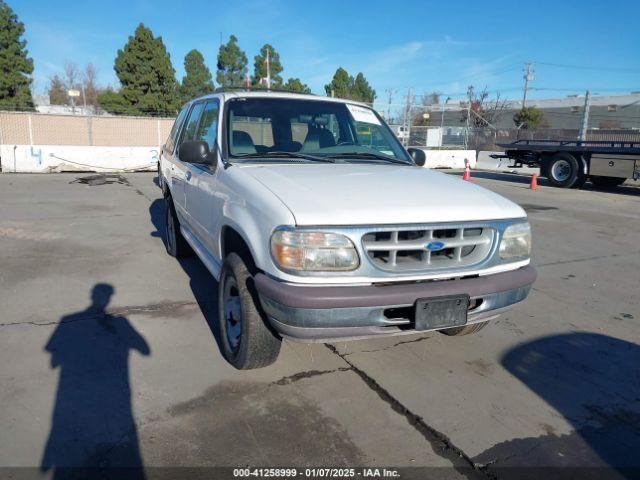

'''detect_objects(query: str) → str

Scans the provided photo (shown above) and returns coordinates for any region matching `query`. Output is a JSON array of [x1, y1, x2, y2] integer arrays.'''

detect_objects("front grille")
[[362, 225, 495, 272]]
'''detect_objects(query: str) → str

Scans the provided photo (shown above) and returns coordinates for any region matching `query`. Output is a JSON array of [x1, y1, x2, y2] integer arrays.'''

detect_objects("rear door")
[[160, 105, 189, 189], [185, 99, 221, 253], [172, 102, 205, 220]]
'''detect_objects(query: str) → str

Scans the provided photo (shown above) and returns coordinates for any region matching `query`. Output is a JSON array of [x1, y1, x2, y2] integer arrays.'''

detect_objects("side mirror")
[[178, 140, 210, 164], [408, 147, 426, 167]]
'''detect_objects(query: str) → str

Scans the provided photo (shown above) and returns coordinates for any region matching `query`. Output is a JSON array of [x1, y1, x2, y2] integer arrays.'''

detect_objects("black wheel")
[[164, 194, 192, 258], [157, 162, 164, 190], [590, 176, 626, 189], [218, 253, 281, 369], [546, 153, 583, 188], [439, 321, 488, 336]]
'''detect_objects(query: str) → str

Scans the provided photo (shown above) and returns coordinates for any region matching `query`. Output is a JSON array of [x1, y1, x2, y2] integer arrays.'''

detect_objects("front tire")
[[590, 176, 626, 189], [546, 153, 584, 188], [218, 253, 281, 369], [439, 321, 488, 336]]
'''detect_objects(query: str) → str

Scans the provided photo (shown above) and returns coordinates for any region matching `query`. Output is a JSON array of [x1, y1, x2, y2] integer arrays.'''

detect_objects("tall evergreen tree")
[[98, 23, 179, 116], [353, 72, 376, 103], [325, 68, 375, 103], [252, 44, 283, 88], [324, 67, 354, 99], [0, 1, 34, 110], [48, 74, 67, 105], [216, 35, 247, 88], [283, 77, 310, 94], [180, 49, 214, 103]]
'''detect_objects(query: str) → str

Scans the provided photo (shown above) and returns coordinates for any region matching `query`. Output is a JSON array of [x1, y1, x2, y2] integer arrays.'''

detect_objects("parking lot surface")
[[0, 171, 638, 478]]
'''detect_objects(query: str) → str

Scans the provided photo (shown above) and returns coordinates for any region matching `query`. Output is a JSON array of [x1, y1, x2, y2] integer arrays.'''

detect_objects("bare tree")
[[460, 86, 509, 128], [82, 63, 100, 110], [64, 61, 80, 91], [48, 74, 68, 105]]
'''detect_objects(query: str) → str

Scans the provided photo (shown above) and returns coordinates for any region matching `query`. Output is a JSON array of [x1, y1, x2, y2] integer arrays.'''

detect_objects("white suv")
[[159, 91, 536, 370]]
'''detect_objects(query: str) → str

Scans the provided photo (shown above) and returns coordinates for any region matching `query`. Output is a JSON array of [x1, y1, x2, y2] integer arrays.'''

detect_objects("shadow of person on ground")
[[41, 284, 150, 479], [475, 332, 640, 478], [148, 198, 223, 351]]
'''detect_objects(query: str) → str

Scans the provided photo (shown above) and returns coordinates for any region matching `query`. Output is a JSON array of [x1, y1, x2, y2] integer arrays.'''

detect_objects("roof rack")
[[213, 86, 318, 96]]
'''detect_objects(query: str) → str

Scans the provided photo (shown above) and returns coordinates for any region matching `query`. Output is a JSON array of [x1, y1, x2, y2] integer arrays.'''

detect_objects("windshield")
[[226, 97, 411, 164]]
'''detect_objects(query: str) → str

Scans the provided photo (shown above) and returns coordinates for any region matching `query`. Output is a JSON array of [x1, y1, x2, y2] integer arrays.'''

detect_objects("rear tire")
[[218, 253, 281, 369], [546, 153, 584, 188], [164, 194, 192, 258], [439, 321, 488, 336], [590, 176, 626, 189]]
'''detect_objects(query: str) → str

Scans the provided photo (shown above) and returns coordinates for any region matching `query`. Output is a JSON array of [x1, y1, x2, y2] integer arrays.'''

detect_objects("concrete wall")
[[0, 145, 159, 173], [414, 149, 477, 169], [0, 111, 174, 147]]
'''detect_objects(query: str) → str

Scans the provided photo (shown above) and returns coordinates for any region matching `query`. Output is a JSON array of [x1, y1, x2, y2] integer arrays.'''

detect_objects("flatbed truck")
[[494, 139, 640, 189]]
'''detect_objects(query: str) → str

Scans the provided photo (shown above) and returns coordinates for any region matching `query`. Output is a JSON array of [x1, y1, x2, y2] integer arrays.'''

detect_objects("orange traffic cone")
[[530, 173, 538, 190], [462, 160, 471, 181]]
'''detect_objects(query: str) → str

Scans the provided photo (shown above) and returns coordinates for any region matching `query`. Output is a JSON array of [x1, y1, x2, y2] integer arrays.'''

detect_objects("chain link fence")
[[0, 111, 175, 147], [392, 125, 640, 150]]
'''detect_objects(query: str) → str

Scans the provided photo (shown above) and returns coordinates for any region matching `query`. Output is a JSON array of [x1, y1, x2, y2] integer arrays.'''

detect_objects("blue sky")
[[11, 0, 640, 107]]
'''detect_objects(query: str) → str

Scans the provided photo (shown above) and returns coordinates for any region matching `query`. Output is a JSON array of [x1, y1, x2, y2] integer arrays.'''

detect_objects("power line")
[[531, 87, 639, 93], [536, 61, 640, 74]]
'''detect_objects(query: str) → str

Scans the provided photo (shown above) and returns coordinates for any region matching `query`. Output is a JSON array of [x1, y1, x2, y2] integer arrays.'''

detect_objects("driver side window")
[[195, 101, 219, 151], [178, 103, 205, 146]]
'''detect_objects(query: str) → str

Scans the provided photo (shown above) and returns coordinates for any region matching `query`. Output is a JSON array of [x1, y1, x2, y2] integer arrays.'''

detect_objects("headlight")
[[499, 222, 531, 260], [271, 229, 360, 272]]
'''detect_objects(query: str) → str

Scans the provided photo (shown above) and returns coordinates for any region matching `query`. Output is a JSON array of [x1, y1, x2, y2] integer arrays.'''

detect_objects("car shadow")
[[41, 283, 150, 479], [148, 198, 224, 353], [474, 332, 640, 478]]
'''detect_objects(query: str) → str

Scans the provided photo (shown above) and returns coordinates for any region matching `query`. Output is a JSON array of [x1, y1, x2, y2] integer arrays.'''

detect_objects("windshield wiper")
[[232, 151, 335, 163], [326, 152, 411, 165]]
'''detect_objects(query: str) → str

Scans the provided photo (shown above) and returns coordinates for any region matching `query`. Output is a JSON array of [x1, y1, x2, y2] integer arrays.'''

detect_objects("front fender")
[[216, 167, 296, 275]]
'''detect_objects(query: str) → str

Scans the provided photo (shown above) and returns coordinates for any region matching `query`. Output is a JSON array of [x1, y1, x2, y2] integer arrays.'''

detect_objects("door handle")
[[186, 171, 192, 181]]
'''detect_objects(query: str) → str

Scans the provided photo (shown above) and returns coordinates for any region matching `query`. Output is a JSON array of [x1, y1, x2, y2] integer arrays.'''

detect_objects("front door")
[[185, 100, 221, 254], [173, 101, 205, 223]]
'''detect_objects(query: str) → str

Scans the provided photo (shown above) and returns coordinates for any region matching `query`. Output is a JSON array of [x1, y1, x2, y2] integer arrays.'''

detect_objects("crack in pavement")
[[343, 335, 432, 355], [535, 250, 640, 268], [325, 344, 495, 480], [272, 367, 352, 386], [0, 299, 206, 328]]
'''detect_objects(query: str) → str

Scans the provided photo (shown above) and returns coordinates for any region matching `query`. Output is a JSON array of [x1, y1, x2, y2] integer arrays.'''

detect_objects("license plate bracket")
[[415, 295, 469, 331]]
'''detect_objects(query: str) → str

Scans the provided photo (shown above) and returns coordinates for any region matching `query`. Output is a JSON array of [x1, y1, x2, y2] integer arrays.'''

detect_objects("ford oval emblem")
[[425, 241, 445, 252]]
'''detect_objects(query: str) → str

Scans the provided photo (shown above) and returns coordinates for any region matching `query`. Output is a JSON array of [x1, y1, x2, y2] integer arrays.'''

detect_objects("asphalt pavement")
[[0, 171, 638, 479]]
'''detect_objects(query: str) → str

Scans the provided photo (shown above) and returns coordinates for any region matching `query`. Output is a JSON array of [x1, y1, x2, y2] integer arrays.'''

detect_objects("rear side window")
[[179, 103, 205, 144], [165, 106, 189, 153]]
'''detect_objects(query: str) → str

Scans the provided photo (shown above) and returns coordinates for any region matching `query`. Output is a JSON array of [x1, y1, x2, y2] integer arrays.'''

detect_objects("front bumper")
[[255, 265, 537, 342]]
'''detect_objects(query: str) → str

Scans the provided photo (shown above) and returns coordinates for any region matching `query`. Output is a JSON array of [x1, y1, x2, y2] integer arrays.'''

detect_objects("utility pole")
[[579, 90, 591, 141], [265, 46, 271, 90], [464, 87, 472, 149], [385, 89, 394, 122], [440, 97, 450, 148], [403, 88, 412, 147], [81, 83, 87, 113], [522, 62, 534, 108]]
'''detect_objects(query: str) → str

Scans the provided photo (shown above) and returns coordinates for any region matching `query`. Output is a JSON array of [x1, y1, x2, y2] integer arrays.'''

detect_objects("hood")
[[241, 163, 525, 226]]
